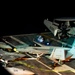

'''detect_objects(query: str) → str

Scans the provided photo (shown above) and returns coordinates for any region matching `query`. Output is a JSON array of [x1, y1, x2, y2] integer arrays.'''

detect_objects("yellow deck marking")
[[54, 64, 75, 73]]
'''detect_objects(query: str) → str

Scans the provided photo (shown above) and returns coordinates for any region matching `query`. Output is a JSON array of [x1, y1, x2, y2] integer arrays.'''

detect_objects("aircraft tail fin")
[[44, 19, 58, 36], [68, 39, 75, 58]]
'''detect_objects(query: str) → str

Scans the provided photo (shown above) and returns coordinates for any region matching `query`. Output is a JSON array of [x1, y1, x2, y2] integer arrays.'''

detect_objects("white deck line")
[[9, 36, 25, 44]]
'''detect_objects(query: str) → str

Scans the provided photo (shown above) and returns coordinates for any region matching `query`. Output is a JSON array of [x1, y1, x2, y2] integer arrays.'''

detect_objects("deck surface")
[[0, 32, 75, 75]]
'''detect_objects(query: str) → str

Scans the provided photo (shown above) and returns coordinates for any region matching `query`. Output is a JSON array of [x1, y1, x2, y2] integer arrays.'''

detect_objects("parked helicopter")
[[44, 18, 75, 39]]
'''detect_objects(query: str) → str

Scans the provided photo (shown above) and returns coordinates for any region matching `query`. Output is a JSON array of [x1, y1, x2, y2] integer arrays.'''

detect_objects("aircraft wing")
[[32, 46, 70, 51], [16, 46, 70, 54], [32, 46, 71, 60], [0, 49, 25, 60], [0, 42, 12, 49]]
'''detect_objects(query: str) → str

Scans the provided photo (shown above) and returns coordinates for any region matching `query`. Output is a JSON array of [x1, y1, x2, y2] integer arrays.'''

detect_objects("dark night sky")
[[1, 4, 75, 36]]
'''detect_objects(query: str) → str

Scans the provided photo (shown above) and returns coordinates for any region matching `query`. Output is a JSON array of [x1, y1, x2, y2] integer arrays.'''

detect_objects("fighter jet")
[[1, 34, 75, 66], [14, 38, 75, 66], [44, 18, 75, 39]]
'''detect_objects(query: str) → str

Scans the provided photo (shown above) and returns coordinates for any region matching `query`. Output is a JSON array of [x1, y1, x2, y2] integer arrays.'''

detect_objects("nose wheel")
[[51, 60, 63, 69]]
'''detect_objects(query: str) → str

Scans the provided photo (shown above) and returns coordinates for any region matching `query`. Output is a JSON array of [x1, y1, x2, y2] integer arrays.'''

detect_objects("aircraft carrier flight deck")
[[0, 32, 75, 75]]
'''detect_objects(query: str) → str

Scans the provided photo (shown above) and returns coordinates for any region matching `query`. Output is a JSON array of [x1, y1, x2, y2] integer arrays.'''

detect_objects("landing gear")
[[51, 60, 63, 69]]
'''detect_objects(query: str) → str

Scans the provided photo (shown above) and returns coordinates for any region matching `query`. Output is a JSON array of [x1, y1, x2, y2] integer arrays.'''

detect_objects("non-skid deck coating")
[[6, 56, 75, 75], [1, 32, 75, 75]]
